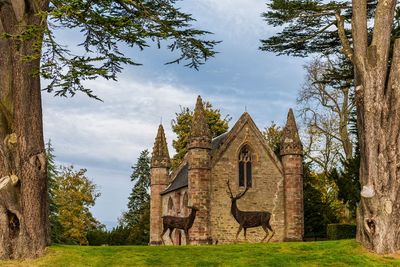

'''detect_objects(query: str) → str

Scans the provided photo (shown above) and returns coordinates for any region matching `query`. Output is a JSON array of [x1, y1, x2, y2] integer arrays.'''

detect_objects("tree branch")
[[295, 21, 336, 47], [335, 11, 354, 63], [11, 0, 25, 22], [371, 0, 397, 73], [351, 0, 368, 73]]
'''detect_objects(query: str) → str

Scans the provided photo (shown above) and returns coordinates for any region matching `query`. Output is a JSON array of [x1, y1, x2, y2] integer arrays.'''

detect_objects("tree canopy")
[[260, 0, 380, 57], [53, 166, 101, 245], [119, 150, 151, 245], [0, 0, 219, 258], [2, 0, 219, 99], [45, 140, 63, 244], [171, 101, 230, 168]]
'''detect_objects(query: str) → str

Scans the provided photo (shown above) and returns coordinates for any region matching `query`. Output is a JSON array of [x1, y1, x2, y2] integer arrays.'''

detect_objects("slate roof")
[[160, 132, 228, 195]]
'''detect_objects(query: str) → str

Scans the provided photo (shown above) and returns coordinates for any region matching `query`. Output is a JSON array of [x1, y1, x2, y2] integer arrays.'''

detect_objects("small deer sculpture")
[[226, 180, 275, 242], [160, 206, 198, 245]]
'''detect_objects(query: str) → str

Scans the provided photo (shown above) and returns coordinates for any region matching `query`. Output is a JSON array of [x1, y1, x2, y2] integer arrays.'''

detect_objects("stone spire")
[[280, 108, 303, 156], [188, 95, 211, 149], [151, 124, 171, 168], [280, 108, 304, 241], [150, 124, 170, 245]]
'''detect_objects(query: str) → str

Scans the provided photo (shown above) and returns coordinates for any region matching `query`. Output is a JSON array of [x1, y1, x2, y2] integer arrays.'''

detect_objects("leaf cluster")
[[303, 162, 340, 238], [120, 150, 151, 228], [45, 140, 63, 244], [118, 150, 151, 245], [260, 1, 383, 57], [25, 0, 219, 99], [53, 165, 101, 245], [328, 152, 360, 220], [263, 121, 283, 158], [171, 101, 231, 169]]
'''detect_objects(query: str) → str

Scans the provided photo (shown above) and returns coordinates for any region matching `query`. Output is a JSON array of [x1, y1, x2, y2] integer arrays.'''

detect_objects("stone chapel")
[[150, 96, 304, 245]]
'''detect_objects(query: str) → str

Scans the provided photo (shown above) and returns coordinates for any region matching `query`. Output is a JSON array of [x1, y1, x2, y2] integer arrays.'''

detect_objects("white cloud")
[[42, 77, 202, 222], [180, 0, 273, 42]]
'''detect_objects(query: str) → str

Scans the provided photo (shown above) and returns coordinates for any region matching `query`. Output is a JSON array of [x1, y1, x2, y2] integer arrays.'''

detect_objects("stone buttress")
[[149, 124, 171, 245], [280, 109, 304, 241], [187, 96, 212, 244]]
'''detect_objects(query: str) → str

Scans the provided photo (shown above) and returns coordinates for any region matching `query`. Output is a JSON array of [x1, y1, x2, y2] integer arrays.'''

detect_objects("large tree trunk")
[[356, 38, 400, 254], [345, 0, 400, 254], [0, 0, 49, 259]]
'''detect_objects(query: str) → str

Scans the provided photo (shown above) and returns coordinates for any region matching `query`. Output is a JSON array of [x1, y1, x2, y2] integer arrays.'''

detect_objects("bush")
[[327, 224, 356, 240], [87, 229, 109, 246]]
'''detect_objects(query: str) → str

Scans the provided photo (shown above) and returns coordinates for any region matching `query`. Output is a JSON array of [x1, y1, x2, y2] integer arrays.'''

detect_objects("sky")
[[42, 0, 308, 229]]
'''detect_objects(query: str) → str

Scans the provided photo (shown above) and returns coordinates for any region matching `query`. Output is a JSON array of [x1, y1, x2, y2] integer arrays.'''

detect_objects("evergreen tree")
[[171, 102, 231, 168], [329, 109, 361, 220], [303, 163, 339, 239], [45, 140, 62, 243], [328, 156, 360, 221], [120, 150, 151, 245], [0, 0, 218, 258]]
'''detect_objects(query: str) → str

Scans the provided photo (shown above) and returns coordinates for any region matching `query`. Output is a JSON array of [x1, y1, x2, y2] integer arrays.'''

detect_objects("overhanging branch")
[[335, 12, 354, 63]]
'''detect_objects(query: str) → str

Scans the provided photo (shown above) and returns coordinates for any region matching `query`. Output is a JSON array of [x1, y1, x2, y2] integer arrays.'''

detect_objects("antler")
[[235, 186, 249, 199], [226, 180, 249, 199], [226, 180, 234, 199]]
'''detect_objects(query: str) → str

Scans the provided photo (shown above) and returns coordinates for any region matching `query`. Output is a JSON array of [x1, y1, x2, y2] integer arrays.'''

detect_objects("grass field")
[[2, 239, 400, 267]]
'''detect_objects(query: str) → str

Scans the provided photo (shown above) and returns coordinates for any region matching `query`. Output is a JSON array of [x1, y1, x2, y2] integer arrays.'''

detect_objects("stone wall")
[[149, 168, 170, 245], [209, 121, 285, 243], [188, 148, 211, 244], [161, 188, 190, 245], [282, 154, 304, 241]]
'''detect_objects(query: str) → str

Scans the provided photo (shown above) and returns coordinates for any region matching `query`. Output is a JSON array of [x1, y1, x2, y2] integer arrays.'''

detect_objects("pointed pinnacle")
[[151, 124, 171, 168], [280, 108, 303, 156], [188, 96, 211, 149]]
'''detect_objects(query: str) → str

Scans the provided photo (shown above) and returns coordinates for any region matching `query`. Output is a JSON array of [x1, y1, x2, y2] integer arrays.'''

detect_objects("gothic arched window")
[[238, 145, 252, 187], [183, 192, 188, 208], [168, 197, 174, 211]]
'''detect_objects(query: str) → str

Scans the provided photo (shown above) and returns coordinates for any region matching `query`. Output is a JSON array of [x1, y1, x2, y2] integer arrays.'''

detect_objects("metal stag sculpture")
[[226, 180, 275, 242], [160, 206, 198, 245]]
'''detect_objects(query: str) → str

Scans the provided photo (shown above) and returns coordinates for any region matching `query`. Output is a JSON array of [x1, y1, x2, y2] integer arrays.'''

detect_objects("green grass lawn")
[[2, 239, 400, 267]]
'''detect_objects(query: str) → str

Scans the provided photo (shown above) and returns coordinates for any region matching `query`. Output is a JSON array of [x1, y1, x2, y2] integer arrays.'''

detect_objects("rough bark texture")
[[348, 0, 400, 254], [0, 0, 49, 259]]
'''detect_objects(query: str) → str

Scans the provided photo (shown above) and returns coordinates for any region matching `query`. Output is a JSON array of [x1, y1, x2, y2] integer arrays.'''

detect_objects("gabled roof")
[[161, 163, 188, 195], [211, 112, 283, 174], [161, 112, 283, 195]]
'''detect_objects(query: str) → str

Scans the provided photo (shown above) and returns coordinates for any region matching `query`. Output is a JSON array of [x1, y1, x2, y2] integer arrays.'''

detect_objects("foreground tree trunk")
[[349, 0, 400, 254], [0, 1, 49, 259]]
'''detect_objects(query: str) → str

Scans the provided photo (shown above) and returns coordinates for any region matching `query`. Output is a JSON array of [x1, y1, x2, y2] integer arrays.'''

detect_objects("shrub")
[[327, 224, 356, 240], [87, 229, 109, 246]]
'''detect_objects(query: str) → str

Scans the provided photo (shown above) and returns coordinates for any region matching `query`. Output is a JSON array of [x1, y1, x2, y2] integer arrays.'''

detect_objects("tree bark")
[[356, 38, 400, 254], [0, 0, 49, 259], [351, 0, 400, 253]]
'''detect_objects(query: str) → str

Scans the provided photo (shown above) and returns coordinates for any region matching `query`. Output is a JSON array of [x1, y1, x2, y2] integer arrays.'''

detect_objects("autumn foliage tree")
[[0, 0, 217, 259], [53, 166, 101, 245], [171, 101, 230, 168], [263, 122, 283, 157]]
